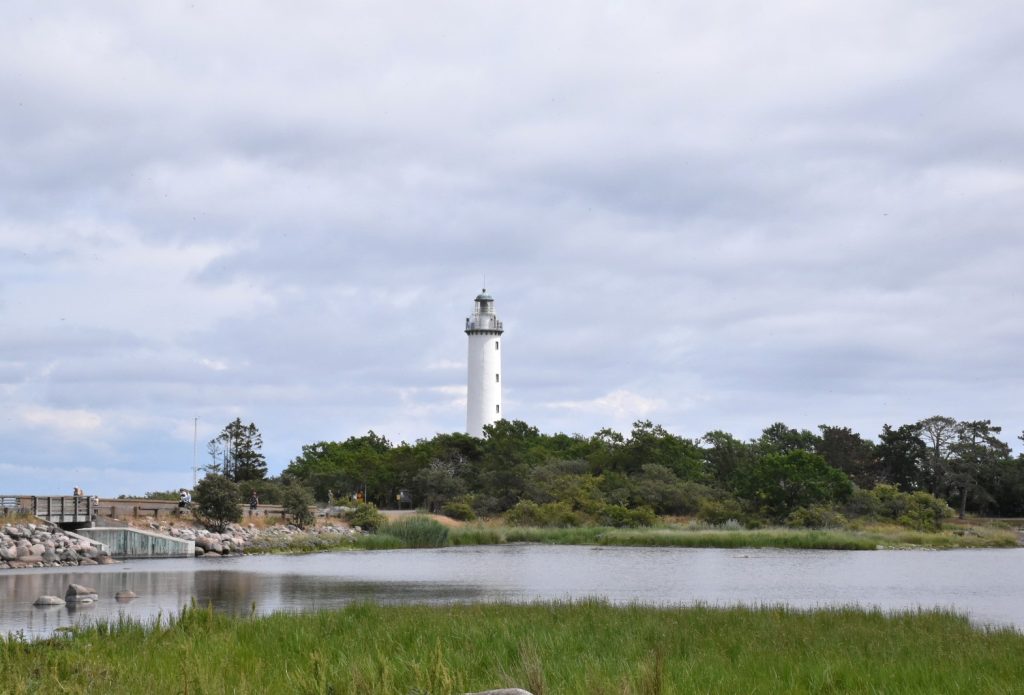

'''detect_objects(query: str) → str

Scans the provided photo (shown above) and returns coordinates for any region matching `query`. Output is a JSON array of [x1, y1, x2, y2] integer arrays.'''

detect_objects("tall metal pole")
[[192, 416, 198, 487]]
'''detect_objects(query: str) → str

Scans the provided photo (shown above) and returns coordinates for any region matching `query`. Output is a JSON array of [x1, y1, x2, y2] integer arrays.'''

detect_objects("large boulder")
[[34, 595, 66, 606], [0, 545, 16, 561], [66, 583, 99, 602]]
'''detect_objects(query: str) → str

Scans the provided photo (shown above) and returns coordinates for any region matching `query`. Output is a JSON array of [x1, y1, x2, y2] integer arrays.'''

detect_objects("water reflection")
[[2, 545, 1022, 639]]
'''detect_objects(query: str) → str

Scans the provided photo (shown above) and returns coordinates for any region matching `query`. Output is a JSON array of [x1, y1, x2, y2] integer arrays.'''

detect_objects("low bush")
[[785, 505, 848, 529], [597, 504, 656, 528], [697, 498, 744, 526], [280, 485, 315, 528], [442, 501, 476, 521], [505, 500, 586, 527], [344, 501, 384, 532]]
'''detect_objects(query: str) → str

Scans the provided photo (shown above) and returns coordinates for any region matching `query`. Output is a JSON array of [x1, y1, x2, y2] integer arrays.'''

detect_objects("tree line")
[[196, 415, 1024, 525]]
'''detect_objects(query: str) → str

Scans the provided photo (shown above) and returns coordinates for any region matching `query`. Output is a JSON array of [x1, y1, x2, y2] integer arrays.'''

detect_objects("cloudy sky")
[[2, 2, 1022, 496]]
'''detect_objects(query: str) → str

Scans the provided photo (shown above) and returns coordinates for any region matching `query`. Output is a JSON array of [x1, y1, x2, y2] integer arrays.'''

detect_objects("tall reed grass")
[[3, 602, 1021, 694]]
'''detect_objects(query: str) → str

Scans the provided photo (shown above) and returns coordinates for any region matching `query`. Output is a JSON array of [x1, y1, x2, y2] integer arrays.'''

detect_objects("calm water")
[[3, 545, 1023, 638]]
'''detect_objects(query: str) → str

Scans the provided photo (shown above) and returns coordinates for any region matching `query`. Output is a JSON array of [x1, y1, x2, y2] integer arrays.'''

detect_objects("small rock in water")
[[115, 590, 137, 601], [34, 595, 66, 606]]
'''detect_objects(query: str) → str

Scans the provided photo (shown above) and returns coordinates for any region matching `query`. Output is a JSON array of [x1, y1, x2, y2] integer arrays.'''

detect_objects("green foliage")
[[851, 484, 954, 531], [504, 500, 585, 527], [278, 414, 1023, 528], [344, 501, 384, 531], [193, 474, 242, 532], [597, 504, 656, 528], [239, 478, 288, 505], [140, 490, 180, 501], [207, 418, 268, 482], [280, 485, 315, 528], [379, 515, 450, 548], [899, 492, 954, 531], [441, 501, 476, 521], [735, 450, 853, 520], [785, 505, 849, 529], [696, 498, 745, 526]]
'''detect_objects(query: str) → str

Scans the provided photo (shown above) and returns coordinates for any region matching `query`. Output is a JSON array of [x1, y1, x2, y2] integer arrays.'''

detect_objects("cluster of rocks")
[[1, 522, 114, 569], [142, 521, 359, 557], [33, 583, 137, 607]]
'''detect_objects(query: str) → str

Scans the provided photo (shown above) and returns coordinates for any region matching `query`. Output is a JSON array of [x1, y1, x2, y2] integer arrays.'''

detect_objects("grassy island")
[[3, 602, 1022, 694], [236, 515, 1019, 555]]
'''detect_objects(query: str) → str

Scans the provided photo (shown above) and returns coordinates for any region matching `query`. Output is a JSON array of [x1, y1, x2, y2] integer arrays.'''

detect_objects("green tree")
[[947, 420, 1011, 518], [208, 418, 268, 482], [916, 415, 958, 494], [875, 424, 927, 492], [735, 450, 852, 520], [701, 430, 752, 487], [755, 422, 820, 456], [817, 425, 877, 488], [193, 474, 242, 531]]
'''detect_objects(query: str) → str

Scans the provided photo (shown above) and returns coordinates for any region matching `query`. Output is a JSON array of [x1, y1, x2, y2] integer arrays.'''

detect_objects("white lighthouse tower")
[[465, 289, 503, 438]]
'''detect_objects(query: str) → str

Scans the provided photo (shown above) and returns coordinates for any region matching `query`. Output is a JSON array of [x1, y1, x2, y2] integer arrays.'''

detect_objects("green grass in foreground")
[[3, 602, 1022, 694]]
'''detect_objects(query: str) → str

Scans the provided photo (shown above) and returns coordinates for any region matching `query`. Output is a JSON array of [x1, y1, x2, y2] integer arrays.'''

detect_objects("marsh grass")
[[446, 521, 1019, 551], [3, 602, 1022, 694], [378, 515, 450, 548], [236, 517, 1020, 556]]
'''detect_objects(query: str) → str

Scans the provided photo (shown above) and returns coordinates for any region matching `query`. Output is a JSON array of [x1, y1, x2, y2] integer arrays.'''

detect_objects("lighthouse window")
[[495, 374, 500, 383], [495, 341, 499, 350], [496, 404, 500, 414]]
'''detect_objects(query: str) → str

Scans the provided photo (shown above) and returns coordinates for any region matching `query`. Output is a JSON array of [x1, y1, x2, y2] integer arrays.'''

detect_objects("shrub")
[[899, 492, 953, 531], [504, 500, 585, 527], [697, 498, 744, 526], [598, 504, 656, 528], [345, 501, 384, 532], [380, 515, 450, 548], [785, 505, 848, 529], [442, 501, 476, 521], [281, 485, 315, 528], [193, 474, 242, 532]]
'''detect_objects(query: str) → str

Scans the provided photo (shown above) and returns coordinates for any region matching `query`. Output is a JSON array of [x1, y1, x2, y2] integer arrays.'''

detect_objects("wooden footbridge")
[[1, 495, 96, 525]]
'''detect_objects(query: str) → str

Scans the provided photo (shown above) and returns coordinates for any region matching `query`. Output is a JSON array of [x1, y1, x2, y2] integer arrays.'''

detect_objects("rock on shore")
[[140, 520, 358, 557], [1, 522, 114, 570]]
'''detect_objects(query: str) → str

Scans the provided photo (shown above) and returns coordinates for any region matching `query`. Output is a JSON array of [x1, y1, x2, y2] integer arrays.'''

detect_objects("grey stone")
[[66, 583, 99, 601], [97, 555, 116, 565], [30, 543, 46, 556], [194, 546, 205, 557], [0, 545, 16, 561], [34, 595, 66, 606], [115, 590, 137, 601], [78, 558, 98, 566], [42, 549, 58, 563]]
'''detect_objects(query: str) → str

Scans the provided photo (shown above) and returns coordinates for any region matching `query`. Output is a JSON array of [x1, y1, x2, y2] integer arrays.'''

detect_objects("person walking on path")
[[249, 491, 259, 516]]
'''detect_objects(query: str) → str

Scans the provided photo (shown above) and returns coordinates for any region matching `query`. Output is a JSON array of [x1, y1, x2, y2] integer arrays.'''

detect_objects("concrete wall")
[[77, 527, 195, 559]]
